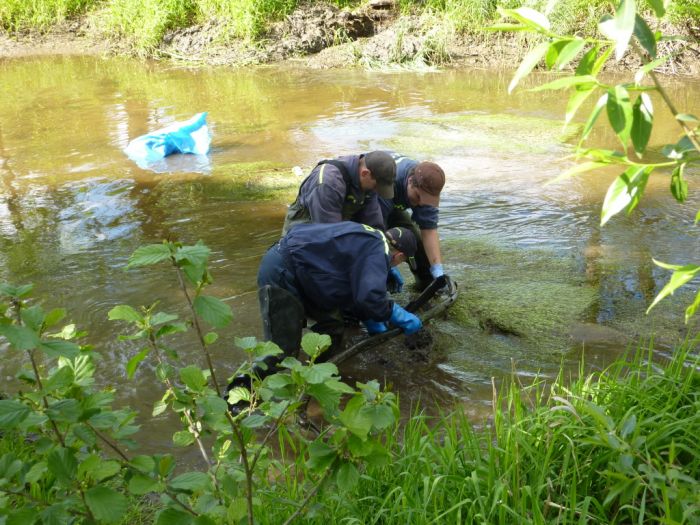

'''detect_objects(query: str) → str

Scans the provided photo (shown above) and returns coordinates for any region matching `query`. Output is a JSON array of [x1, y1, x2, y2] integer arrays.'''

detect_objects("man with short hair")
[[232, 222, 422, 387], [282, 151, 396, 235], [380, 155, 447, 291]]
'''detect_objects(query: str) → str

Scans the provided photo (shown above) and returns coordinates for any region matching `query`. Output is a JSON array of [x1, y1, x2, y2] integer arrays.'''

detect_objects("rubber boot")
[[226, 286, 305, 410]]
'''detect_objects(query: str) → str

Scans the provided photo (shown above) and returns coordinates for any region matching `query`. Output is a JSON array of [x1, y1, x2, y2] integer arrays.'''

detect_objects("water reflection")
[[0, 56, 698, 455]]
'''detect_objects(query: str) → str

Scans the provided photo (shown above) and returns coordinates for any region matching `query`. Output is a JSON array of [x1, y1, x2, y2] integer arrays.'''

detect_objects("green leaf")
[[635, 52, 677, 83], [633, 14, 657, 58], [0, 325, 40, 350], [550, 161, 608, 185], [128, 473, 161, 495], [575, 45, 598, 75], [364, 404, 395, 430], [173, 430, 195, 447], [500, 7, 551, 33], [530, 74, 598, 92], [38, 340, 80, 359], [46, 399, 81, 423], [203, 332, 218, 345], [670, 164, 688, 203], [645, 0, 666, 17], [43, 308, 66, 329], [554, 39, 586, 70], [126, 347, 151, 379], [0, 283, 33, 298], [90, 459, 121, 481], [44, 366, 74, 392], [592, 46, 614, 75], [601, 166, 652, 226], [662, 136, 697, 160], [302, 362, 338, 384], [307, 383, 343, 414], [647, 260, 700, 313], [108, 305, 143, 324], [170, 471, 211, 492], [631, 93, 653, 157], [130, 455, 156, 473], [127, 244, 172, 268], [175, 243, 210, 267], [508, 41, 549, 94], [684, 290, 700, 322], [85, 486, 128, 524], [235, 336, 258, 350], [676, 113, 699, 125], [579, 94, 609, 145], [0, 399, 31, 427], [156, 507, 194, 525], [253, 340, 283, 359], [156, 323, 187, 338], [7, 508, 38, 525], [47, 447, 78, 486], [150, 312, 178, 326], [227, 386, 251, 406], [193, 295, 233, 328], [301, 332, 332, 359], [21, 305, 44, 331], [335, 462, 359, 491], [242, 414, 269, 429], [180, 366, 207, 392], [339, 395, 372, 440], [545, 39, 569, 69], [606, 85, 633, 148], [307, 441, 337, 471], [565, 88, 596, 125], [598, 0, 637, 61]]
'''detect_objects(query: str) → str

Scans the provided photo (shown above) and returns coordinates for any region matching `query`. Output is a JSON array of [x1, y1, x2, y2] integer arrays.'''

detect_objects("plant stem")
[[281, 459, 337, 525], [172, 262, 222, 397], [230, 420, 255, 525], [87, 422, 130, 462], [632, 42, 700, 152]]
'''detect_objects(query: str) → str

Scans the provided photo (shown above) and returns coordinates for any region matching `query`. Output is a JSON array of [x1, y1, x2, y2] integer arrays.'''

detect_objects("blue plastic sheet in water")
[[125, 112, 211, 171]]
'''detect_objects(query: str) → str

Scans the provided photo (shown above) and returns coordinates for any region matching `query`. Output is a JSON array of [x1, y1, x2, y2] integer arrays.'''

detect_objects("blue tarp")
[[125, 112, 211, 170]]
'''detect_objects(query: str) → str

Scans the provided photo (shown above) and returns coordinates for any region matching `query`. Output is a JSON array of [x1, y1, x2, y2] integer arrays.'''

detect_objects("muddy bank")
[[2, 2, 699, 75]]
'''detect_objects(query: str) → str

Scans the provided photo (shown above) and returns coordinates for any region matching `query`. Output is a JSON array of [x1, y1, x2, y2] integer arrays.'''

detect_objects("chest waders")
[[282, 160, 365, 235], [225, 285, 305, 402]]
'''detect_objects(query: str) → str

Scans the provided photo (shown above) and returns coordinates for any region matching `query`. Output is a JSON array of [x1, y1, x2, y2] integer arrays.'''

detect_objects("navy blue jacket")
[[282, 155, 385, 235], [379, 154, 439, 230], [280, 222, 393, 321]]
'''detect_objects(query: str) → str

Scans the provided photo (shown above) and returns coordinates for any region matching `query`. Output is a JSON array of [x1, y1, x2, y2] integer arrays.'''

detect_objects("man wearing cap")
[[380, 154, 447, 291], [282, 151, 396, 235], [227, 222, 421, 391]]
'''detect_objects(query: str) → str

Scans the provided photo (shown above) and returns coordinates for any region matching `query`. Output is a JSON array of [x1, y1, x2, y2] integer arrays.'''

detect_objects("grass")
[[257, 341, 700, 523], [0, 0, 97, 32]]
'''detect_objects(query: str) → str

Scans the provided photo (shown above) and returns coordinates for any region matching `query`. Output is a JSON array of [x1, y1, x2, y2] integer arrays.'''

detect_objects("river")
[[1, 55, 698, 460]]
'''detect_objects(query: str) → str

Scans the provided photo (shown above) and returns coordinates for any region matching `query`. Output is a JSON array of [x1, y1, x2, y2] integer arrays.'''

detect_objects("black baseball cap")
[[364, 151, 396, 199], [385, 227, 417, 257]]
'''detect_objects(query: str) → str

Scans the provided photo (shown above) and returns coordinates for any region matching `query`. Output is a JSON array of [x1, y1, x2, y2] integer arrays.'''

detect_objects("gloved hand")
[[430, 263, 444, 279], [387, 267, 404, 293], [389, 303, 422, 335], [363, 319, 388, 335]]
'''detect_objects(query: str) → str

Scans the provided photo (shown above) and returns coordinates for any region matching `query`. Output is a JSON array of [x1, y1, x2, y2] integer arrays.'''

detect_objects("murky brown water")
[[1, 55, 698, 459]]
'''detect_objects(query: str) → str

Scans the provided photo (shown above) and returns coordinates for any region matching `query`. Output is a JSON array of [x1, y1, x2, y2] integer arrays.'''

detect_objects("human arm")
[[305, 165, 347, 223], [421, 228, 444, 278]]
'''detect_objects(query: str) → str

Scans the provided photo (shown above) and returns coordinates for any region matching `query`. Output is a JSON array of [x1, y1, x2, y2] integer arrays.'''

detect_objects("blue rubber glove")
[[387, 267, 404, 293], [430, 263, 444, 279], [363, 319, 388, 335], [389, 303, 422, 335]]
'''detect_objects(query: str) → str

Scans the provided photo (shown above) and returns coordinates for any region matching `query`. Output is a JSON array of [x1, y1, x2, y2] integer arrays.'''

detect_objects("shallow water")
[[1, 55, 698, 458]]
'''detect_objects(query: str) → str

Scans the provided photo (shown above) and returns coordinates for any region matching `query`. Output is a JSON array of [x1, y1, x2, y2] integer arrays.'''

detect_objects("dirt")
[[1, 1, 699, 76]]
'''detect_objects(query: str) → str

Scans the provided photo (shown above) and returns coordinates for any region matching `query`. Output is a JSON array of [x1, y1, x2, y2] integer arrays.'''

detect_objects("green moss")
[[443, 238, 597, 354], [383, 113, 581, 157], [210, 161, 301, 201]]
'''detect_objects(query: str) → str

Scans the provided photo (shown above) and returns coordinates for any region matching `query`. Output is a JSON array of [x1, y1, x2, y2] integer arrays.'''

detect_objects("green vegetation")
[[0, 0, 96, 32], [255, 343, 700, 524]]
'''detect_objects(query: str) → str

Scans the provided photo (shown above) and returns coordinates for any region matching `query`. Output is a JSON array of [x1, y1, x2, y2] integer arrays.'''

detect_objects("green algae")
[[442, 238, 597, 355], [383, 112, 581, 158], [211, 161, 301, 201]]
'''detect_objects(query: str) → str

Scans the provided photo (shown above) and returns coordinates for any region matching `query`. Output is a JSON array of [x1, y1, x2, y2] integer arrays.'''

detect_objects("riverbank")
[[2, 1, 699, 75]]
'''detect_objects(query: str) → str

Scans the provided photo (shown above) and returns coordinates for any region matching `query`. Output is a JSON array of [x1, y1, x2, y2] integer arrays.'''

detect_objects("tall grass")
[[258, 343, 700, 523], [0, 0, 97, 32]]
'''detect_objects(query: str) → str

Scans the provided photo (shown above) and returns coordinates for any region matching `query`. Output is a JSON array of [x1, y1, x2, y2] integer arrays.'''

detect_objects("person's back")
[[282, 151, 396, 235]]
